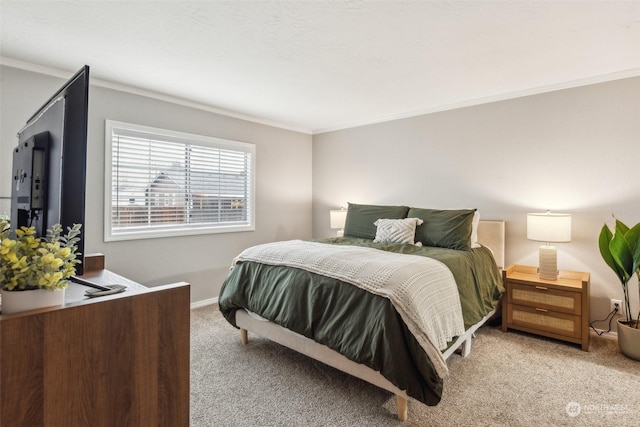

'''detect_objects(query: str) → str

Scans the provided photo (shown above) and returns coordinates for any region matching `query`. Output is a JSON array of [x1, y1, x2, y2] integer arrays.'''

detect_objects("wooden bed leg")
[[396, 395, 408, 421], [240, 328, 248, 345], [461, 337, 472, 358]]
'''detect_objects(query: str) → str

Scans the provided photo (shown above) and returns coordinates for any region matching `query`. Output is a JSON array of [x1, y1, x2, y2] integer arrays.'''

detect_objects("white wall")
[[1, 65, 313, 303], [312, 77, 640, 324]]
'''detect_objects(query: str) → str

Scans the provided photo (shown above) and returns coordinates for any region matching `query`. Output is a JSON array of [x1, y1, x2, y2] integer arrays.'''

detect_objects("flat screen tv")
[[10, 65, 90, 275]]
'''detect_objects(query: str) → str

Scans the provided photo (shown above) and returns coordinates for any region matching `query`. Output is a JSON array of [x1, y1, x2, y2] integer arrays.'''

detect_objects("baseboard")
[[591, 328, 618, 341], [191, 297, 218, 310]]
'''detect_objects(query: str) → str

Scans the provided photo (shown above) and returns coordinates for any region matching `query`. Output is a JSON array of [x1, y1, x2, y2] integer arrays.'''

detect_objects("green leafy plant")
[[0, 219, 82, 291], [598, 216, 640, 328]]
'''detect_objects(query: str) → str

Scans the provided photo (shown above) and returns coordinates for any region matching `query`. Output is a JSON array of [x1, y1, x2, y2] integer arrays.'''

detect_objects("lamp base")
[[538, 245, 558, 280]]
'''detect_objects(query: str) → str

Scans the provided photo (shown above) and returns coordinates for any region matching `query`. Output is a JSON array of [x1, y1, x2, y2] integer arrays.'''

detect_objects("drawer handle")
[[535, 286, 548, 290], [535, 308, 548, 313]]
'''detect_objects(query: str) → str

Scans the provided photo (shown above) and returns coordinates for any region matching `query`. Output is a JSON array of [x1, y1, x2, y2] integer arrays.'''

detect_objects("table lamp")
[[330, 208, 347, 237], [527, 212, 571, 280]]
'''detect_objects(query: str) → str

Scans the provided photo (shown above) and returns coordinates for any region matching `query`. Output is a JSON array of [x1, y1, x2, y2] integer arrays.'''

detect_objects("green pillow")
[[408, 208, 476, 251], [343, 203, 410, 240]]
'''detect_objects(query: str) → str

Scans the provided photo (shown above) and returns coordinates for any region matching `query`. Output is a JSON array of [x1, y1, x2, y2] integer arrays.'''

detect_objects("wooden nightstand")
[[502, 264, 590, 351]]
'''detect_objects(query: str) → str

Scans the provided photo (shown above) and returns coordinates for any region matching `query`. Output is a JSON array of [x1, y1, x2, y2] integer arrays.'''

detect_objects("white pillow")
[[373, 218, 424, 246], [471, 210, 480, 249]]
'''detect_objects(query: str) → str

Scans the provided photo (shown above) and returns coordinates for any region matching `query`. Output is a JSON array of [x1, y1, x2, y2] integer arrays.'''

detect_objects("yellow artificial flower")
[[0, 239, 15, 254], [58, 247, 71, 258], [0, 222, 82, 291], [7, 253, 20, 265], [42, 253, 55, 264]]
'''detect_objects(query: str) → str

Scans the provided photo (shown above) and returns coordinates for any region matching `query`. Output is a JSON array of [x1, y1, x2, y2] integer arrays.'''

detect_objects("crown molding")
[[0, 57, 313, 135], [4, 57, 637, 137], [311, 68, 640, 134]]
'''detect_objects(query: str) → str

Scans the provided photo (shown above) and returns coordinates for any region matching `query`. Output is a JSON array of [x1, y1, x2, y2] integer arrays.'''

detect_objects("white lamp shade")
[[330, 209, 347, 229], [527, 213, 571, 243], [527, 212, 571, 281]]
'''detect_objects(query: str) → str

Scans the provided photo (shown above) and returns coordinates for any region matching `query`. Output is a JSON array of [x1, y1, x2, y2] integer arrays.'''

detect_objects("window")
[[105, 120, 255, 241]]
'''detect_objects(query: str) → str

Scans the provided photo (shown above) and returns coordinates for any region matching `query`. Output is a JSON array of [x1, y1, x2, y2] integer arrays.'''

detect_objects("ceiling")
[[1, 1, 639, 134]]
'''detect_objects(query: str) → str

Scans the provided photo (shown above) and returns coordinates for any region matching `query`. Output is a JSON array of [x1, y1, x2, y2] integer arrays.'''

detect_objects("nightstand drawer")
[[507, 304, 581, 339], [507, 283, 581, 315]]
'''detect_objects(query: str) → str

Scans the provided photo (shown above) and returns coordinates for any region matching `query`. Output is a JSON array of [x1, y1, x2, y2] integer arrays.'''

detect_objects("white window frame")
[[104, 120, 255, 242]]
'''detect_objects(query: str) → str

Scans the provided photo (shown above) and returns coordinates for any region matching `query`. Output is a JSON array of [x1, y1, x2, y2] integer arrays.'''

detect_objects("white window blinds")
[[105, 121, 255, 241]]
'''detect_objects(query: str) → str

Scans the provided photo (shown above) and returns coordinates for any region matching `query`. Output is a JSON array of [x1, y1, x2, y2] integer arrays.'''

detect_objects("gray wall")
[[0, 65, 313, 303], [313, 77, 640, 324], [3, 63, 639, 321]]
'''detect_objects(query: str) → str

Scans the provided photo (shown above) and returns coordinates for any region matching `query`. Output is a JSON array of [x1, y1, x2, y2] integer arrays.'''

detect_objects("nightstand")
[[502, 264, 590, 351]]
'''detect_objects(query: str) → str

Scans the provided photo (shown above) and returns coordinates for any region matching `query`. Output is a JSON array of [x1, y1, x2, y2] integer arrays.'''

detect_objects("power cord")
[[590, 305, 619, 336]]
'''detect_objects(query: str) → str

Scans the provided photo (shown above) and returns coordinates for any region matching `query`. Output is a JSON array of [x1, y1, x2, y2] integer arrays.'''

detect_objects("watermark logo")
[[565, 401, 630, 417], [566, 402, 581, 417]]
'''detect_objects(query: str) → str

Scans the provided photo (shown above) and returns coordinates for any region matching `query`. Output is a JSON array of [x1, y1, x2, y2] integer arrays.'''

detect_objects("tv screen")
[[10, 65, 90, 275]]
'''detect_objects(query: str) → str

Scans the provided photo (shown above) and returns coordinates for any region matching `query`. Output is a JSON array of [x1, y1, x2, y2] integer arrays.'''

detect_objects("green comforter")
[[218, 238, 503, 406]]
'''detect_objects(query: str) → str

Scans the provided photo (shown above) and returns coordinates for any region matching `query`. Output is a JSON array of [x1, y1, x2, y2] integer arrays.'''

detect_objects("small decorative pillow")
[[373, 218, 424, 246]]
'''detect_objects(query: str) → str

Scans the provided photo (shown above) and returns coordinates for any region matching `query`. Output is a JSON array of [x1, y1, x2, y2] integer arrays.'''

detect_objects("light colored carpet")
[[190, 306, 639, 426]]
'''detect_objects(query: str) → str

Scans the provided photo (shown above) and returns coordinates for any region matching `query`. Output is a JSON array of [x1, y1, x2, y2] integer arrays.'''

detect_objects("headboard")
[[477, 220, 506, 270]]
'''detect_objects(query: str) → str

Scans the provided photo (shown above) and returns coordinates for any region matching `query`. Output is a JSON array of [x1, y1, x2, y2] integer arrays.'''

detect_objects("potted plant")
[[598, 216, 640, 360], [0, 218, 82, 314]]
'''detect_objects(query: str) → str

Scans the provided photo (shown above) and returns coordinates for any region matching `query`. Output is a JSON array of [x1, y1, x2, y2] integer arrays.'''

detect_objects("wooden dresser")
[[0, 254, 191, 426], [502, 264, 590, 351]]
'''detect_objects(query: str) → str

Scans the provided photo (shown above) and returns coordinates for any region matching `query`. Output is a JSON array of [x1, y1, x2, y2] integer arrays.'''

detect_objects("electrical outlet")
[[611, 299, 624, 316]]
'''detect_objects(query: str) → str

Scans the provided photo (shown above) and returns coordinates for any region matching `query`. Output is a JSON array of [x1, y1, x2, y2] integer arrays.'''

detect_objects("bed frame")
[[235, 220, 505, 421]]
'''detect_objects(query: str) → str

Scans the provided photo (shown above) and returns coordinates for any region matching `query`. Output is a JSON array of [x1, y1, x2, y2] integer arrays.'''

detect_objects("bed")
[[218, 205, 505, 421]]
